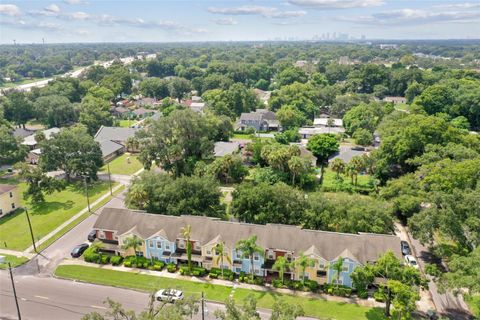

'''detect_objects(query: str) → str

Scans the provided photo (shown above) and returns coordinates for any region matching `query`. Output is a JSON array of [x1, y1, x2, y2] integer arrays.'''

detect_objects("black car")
[[401, 241, 411, 256], [71, 243, 89, 258], [88, 230, 97, 242]]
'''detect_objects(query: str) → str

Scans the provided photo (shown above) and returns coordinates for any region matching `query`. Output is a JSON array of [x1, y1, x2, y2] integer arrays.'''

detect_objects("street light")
[[25, 208, 37, 253], [83, 176, 91, 213], [107, 163, 113, 196], [8, 262, 22, 320]]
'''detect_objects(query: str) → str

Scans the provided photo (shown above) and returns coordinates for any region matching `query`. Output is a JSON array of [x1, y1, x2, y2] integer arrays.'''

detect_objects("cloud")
[[71, 11, 89, 20], [45, 4, 61, 13], [0, 19, 63, 31], [287, 0, 384, 9], [0, 4, 21, 16], [343, 9, 480, 25], [63, 0, 88, 4], [208, 5, 306, 18], [433, 2, 480, 9], [212, 17, 238, 25]]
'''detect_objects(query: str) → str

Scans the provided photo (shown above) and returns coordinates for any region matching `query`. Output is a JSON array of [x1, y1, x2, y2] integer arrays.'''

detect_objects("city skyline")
[[0, 0, 479, 44]]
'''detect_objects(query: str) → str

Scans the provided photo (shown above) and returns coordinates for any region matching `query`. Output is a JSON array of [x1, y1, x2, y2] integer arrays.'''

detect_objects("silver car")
[[154, 289, 184, 302]]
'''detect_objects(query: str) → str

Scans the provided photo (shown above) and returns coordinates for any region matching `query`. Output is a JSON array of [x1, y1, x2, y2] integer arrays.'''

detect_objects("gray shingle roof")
[[98, 140, 124, 158], [94, 126, 139, 144], [94, 208, 401, 263]]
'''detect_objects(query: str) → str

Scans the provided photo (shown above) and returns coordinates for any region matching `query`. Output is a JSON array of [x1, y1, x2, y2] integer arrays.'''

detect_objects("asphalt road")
[[0, 273, 292, 320]]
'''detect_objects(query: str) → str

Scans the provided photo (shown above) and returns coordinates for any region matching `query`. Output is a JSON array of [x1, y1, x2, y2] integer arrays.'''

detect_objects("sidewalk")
[[23, 183, 124, 254], [0, 248, 35, 259], [59, 259, 385, 308]]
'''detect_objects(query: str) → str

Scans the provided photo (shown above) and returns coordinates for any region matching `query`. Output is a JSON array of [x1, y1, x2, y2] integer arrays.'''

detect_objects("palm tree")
[[330, 158, 345, 179], [214, 242, 232, 278], [288, 156, 305, 186], [91, 239, 105, 253], [295, 252, 314, 286], [345, 163, 356, 185], [122, 234, 143, 263], [181, 224, 192, 274], [272, 256, 291, 285], [332, 257, 345, 289], [126, 183, 148, 209], [350, 156, 365, 186], [236, 235, 264, 282]]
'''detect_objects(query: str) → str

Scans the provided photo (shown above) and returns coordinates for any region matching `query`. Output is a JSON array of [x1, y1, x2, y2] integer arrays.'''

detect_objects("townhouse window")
[[9, 192, 13, 198], [165, 244, 170, 250], [236, 250, 242, 257], [333, 279, 343, 285], [0, 209, 3, 215], [206, 250, 211, 255], [318, 263, 325, 270], [194, 243, 200, 251], [149, 241, 154, 248], [235, 267, 241, 273], [135, 251, 143, 257], [254, 254, 259, 261], [342, 266, 349, 272], [309, 260, 315, 268], [11, 203, 15, 209], [157, 242, 162, 249], [303, 273, 309, 280]]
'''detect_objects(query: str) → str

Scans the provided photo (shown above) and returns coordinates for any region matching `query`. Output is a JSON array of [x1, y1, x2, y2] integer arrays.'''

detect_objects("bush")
[[304, 279, 319, 292], [374, 287, 386, 302], [100, 255, 110, 265], [323, 283, 352, 297], [110, 255, 123, 266], [124, 261, 132, 268], [272, 279, 283, 288], [209, 272, 218, 279], [153, 264, 163, 271], [357, 290, 369, 299], [425, 263, 442, 278], [167, 263, 177, 273]]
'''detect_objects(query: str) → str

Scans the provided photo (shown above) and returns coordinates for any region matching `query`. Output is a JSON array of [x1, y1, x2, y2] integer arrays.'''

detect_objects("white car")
[[404, 255, 419, 269], [154, 289, 184, 302]]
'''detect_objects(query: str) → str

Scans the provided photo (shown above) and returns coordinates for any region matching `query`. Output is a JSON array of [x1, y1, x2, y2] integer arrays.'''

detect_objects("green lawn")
[[35, 184, 123, 253], [232, 133, 254, 140], [117, 119, 136, 128], [0, 180, 112, 251], [321, 168, 374, 193], [0, 254, 29, 269], [101, 154, 143, 176], [55, 265, 385, 320], [465, 295, 480, 318]]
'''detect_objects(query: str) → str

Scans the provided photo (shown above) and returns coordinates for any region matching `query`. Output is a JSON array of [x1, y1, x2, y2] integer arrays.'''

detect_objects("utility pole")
[[107, 163, 113, 196], [8, 262, 22, 320], [84, 176, 91, 212], [201, 291, 205, 320], [25, 209, 37, 253]]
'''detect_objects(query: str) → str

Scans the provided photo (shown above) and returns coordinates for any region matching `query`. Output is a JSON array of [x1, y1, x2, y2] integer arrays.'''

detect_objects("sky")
[[0, 0, 479, 43]]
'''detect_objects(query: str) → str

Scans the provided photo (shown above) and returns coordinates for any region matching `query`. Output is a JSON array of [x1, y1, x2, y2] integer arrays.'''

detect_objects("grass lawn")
[[0, 254, 29, 269], [232, 133, 254, 140], [465, 295, 480, 318], [101, 154, 143, 176], [35, 184, 123, 253], [321, 168, 374, 193], [117, 119, 136, 128], [0, 179, 112, 251], [55, 265, 385, 320]]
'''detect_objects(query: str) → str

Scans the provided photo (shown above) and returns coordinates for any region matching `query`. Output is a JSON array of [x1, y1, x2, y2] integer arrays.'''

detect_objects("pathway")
[[23, 183, 124, 254], [0, 248, 35, 259]]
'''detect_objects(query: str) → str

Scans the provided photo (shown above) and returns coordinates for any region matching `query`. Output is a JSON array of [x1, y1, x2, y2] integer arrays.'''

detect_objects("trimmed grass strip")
[[55, 265, 384, 320], [0, 254, 29, 269]]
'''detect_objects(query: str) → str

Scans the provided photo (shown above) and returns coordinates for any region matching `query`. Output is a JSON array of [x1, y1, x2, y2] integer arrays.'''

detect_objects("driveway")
[[395, 223, 473, 319]]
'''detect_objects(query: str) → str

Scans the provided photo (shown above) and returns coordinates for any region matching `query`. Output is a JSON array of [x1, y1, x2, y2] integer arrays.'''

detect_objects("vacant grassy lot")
[[55, 265, 385, 320], [0, 254, 29, 269], [321, 168, 374, 193], [117, 119, 136, 128], [101, 154, 143, 176], [0, 180, 112, 251]]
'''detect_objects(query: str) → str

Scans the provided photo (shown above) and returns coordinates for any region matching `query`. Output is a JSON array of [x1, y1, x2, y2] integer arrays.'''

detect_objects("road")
[[394, 223, 473, 320], [1, 273, 299, 320]]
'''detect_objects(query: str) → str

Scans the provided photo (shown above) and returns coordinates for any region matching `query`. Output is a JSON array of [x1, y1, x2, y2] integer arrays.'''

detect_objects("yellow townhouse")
[[0, 184, 20, 217]]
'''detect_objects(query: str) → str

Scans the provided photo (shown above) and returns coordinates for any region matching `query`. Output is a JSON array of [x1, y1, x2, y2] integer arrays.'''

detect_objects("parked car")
[[71, 243, 89, 258], [400, 241, 411, 255], [404, 255, 419, 269], [154, 289, 184, 302], [88, 230, 97, 242]]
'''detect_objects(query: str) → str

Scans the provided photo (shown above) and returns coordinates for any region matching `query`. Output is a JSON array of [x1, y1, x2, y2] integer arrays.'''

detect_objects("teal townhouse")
[[93, 208, 402, 287]]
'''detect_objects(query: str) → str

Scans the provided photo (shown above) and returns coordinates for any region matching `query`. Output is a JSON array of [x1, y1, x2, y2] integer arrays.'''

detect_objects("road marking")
[[34, 295, 49, 300], [91, 305, 107, 310]]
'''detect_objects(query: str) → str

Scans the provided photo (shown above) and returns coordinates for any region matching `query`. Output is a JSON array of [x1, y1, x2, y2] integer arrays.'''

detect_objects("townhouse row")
[[93, 208, 402, 287]]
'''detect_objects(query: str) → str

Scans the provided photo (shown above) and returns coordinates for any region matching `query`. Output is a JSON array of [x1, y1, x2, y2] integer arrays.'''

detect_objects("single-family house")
[[298, 126, 345, 139], [133, 107, 155, 119], [94, 126, 140, 160], [0, 184, 20, 217], [237, 109, 280, 132], [113, 106, 133, 119], [190, 102, 206, 113], [93, 208, 402, 288], [313, 118, 343, 128], [383, 96, 407, 104], [21, 127, 60, 150]]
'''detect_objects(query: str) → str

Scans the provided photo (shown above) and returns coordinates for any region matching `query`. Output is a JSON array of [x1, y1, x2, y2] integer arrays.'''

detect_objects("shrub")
[[167, 263, 177, 273], [153, 264, 163, 271], [374, 287, 386, 302], [209, 272, 218, 279], [304, 279, 319, 292], [124, 261, 132, 268], [110, 255, 123, 266], [425, 263, 441, 278], [357, 290, 369, 299], [100, 255, 110, 265], [272, 279, 283, 288]]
